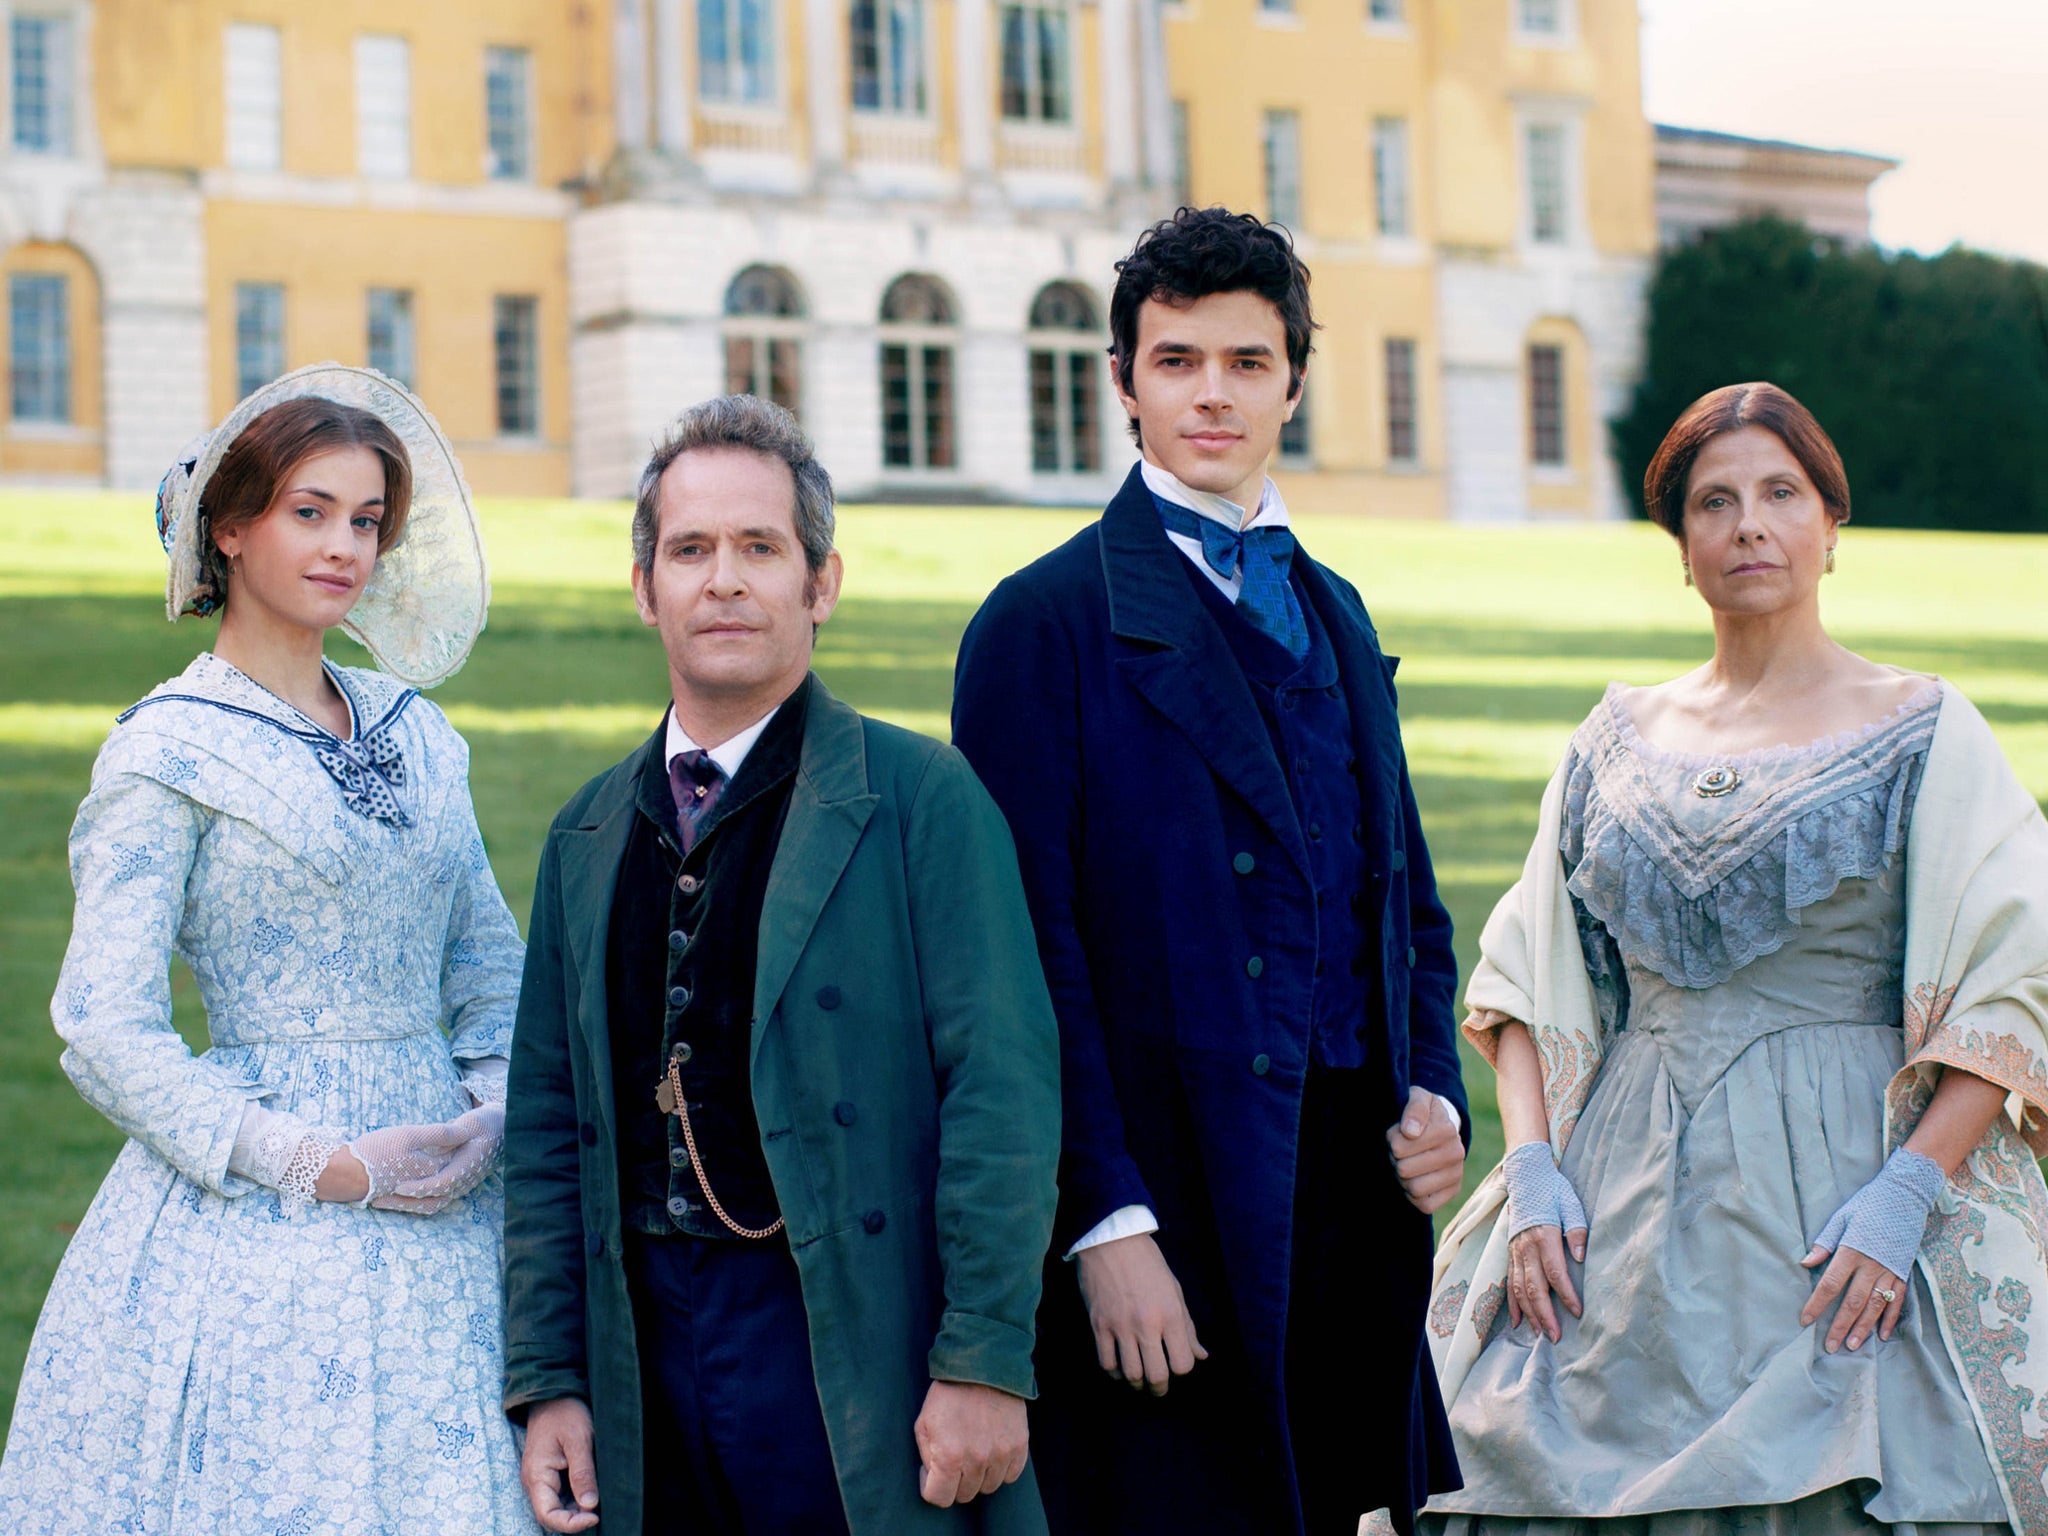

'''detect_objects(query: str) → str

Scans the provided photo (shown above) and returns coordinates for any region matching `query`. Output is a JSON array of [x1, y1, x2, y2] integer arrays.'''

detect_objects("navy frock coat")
[[952, 465, 1467, 1533]]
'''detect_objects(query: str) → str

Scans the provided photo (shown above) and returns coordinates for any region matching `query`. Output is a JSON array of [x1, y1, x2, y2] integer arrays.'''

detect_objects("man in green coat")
[[502, 394, 1060, 1536]]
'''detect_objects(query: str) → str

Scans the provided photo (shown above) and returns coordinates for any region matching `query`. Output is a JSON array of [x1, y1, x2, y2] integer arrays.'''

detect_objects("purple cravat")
[[667, 748, 727, 853]]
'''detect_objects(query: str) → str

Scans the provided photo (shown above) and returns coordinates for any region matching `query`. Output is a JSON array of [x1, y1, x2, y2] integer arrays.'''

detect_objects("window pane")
[[737, 0, 774, 102], [889, 0, 926, 113], [1527, 123, 1567, 243], [1029, 351, 1059, 473], [767, 338, 801, 412], [11, 15, 73, 155], [9, 273, 69, 423], [1263, 110, 1301, 229], [999, 7, 1028, 119], [1385, 336, 1417, 464], [699, 0, 731, 99], [226, 24, 283, 171], [1373, 117, 1409, 238], [1261, 0, 1293, 13], [494, 295, 540, 436], [1036, 7, 1069, 122], [1368, 0, 1403, 20], [1528, 343, 1565, 466], [922, 345, 955, 468], [1519, 0, 1562, 33], [235, 282, 286, 400], [1279, 386, 1309, 461], [366, 287, 416, 391], [356, 35, 412, 179], [1068, 351, 1099, 472], [485, 47, 532, 181], [849, 0, 880, 108], [880, 343, 913, 466]]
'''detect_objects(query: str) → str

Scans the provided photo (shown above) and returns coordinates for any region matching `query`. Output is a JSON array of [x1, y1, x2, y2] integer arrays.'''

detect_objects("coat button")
[[1245, 956, 1264, 979], [578, 1123, 597, 1146], [1406, 947, 1418, 967], [1282, 694, 1298, 711], [1307, 822, 1323, 841], [668, 985, 691, 1009], [863, 1209, 887, 1234], [1391, 849, 1407, 872], [1251, 1053, 1271, 1076], [1233, 852, 1256, 875], [667, 1196, 690, 1219], [668, 929, 688, 950], [677, 873, 701, 894], [833, 1100, 858, 1126], [672, 1041, 693, 1064], [669, 1146, 688, 1168], [817, 985, 842, 1011], [586, 1231, 604, 1257]]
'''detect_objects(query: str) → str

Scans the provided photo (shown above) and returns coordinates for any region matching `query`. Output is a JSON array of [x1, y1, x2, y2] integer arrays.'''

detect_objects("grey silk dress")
[[1426, 684, 2012, 1536]]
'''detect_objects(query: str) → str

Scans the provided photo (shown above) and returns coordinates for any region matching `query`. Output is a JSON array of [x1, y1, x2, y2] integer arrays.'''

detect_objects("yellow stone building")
[[0, 0, 1652, 516]]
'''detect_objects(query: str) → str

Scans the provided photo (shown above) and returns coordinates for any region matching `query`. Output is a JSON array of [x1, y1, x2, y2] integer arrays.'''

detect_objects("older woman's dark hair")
[[1109, 206, 1318, 435], [1642, 382, 1850, 537], [205, 397, 414, 563]]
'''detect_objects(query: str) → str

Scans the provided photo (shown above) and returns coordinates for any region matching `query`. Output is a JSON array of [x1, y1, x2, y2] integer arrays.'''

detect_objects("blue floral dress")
[[0, 654, 534, 1534]]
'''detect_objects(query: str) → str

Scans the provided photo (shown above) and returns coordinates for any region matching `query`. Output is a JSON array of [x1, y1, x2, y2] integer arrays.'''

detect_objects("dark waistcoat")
[[1186, 559, 1379, 1071], [607, 681, 812, 1238]]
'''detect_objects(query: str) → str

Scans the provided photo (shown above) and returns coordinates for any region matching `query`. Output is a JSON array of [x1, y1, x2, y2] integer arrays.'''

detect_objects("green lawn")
[[6, 491, 2048, 1429]]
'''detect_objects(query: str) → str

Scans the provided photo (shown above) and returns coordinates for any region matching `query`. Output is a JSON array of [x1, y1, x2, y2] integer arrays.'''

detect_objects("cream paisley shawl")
[[1423, 681, 2048, 1536]]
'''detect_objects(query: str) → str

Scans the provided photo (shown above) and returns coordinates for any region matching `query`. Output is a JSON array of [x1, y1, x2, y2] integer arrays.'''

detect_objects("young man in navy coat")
[[952, 208, 1468, 1535]]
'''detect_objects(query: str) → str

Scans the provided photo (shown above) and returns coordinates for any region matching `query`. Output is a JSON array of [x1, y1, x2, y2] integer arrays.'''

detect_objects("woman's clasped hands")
[[313, 1105, 507, 1214], [1502, 1140, 1589, 1343]]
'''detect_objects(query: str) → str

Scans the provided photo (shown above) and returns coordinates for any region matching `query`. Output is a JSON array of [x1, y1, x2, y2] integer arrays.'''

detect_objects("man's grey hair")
[[631, 394, 835, 576]]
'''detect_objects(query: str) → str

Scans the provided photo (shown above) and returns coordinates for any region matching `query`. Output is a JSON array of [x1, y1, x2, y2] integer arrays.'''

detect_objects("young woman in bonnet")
[[0, 366, 533, 1531], [1417, 382, 2048, 1536]]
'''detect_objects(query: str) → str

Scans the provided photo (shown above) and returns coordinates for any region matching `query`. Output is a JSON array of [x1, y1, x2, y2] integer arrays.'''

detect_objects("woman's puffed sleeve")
[[53, 765, 271, 1194], [434, 727, 524, 1080]]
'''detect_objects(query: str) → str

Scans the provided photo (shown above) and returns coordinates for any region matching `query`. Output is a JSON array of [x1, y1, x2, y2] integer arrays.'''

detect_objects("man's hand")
[[1387, 1086, 1465, 1215], [522, 1397, 600, 1532], [914, 1381, 1029, 1507], [1074, 1232, 1208, 1395]]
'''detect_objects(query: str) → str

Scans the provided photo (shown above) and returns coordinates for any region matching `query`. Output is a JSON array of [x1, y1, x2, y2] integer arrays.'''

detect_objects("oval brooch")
[[1693, 765, 1741, 798]]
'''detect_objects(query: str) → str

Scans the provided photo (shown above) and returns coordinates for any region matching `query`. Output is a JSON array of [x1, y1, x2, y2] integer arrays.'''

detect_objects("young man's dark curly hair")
[[1108, 206, 1318, 444]]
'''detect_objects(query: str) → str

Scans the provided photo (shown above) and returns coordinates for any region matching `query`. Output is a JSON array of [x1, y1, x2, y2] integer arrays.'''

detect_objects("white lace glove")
[[232, 1108, 352, 1218], [1503, 1141, 1589, 1239], [459, 1057, 509, 1107], [348, 1119, 468, 1206], [1809, 1146, 1946, 1281], [372, 1105, 506, 1215]]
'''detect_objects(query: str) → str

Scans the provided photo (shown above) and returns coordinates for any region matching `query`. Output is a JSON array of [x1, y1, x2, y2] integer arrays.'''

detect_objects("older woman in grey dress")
[[1423, 383, 2024, 1536]]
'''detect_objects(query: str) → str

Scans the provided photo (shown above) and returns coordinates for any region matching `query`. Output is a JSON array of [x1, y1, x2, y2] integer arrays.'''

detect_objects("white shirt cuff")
[[1065, 1203, 1160, 1260], [1436, 1093, 1461, 1134]]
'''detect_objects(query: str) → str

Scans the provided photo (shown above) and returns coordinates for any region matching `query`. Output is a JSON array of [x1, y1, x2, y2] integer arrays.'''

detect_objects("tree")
[[1613, 216, 2048, 532]]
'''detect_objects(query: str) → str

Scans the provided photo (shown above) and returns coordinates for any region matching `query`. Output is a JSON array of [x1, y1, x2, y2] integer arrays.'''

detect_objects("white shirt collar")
[[665, 700, 781, 782], [1140, 458, 1291, 532]]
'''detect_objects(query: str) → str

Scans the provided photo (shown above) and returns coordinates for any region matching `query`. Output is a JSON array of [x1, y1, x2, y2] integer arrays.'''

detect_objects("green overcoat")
[[502, 678, 1060, 1536]]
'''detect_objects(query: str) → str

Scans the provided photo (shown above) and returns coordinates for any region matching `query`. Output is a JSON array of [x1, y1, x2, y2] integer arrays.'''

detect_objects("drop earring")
[[1682, 561, 1694, 588], [1824, 546, 1836, 575]]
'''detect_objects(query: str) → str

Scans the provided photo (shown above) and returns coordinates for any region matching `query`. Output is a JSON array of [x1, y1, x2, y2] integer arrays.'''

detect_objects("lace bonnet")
[[155, 363, 490, 687]]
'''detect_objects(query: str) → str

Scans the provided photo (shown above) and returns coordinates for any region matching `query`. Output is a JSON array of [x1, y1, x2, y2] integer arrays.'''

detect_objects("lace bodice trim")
[[1561, 686, 1939, 990]]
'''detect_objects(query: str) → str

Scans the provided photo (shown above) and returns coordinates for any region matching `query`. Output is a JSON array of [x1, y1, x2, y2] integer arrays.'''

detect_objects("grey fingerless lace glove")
[[1503, 1141, 1589, 1239], [1810, 1146, 1947, 1279]]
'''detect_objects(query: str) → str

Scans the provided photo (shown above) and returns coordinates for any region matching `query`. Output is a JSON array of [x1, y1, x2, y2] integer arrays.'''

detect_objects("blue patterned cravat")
[[1153, 494, 1309, 658], [313, 727, 409, 827]]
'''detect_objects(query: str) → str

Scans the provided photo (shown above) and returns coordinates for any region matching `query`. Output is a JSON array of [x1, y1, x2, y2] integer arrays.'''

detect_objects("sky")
[[1639, 0, 2048, 264]]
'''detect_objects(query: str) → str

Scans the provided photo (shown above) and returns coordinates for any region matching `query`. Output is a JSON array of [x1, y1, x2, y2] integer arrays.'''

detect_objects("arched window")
[[723, 265, 805, 414], [878, 274, 956, 471], [1026, 281, 1102, 475]]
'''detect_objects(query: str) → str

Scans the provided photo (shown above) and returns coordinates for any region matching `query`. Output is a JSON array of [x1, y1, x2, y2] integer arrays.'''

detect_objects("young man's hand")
[[1387, 1085, 1465, 1215], [522, 1397, 601, 1531], [1074, 1233, 1209, 1395]]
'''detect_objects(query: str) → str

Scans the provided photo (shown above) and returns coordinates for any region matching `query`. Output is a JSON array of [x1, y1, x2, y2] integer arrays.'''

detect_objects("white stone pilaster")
[[805, 0, 847, 174], [614, 0, 650, 152], [651, 0, 690, 154], [954, 0, 995, 180], [1135, 0, 1173, 192], [1099, 0, 1139, 194]]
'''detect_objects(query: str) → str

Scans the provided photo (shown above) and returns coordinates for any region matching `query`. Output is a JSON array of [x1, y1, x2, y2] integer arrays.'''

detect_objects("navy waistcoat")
[[1185, 559, 1379, 1071]]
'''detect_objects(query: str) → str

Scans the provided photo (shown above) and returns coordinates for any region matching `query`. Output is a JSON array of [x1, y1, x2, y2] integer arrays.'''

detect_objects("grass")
[[6, 491, 2048, 1429]]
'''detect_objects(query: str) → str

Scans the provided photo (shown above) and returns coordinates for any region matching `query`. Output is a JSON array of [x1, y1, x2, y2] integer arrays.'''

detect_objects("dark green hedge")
[[1612, 216, 2048, 532]]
